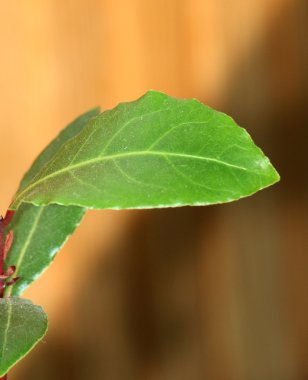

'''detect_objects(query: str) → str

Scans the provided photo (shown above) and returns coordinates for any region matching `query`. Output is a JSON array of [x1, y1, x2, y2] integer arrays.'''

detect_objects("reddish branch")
[[0, 211, 15, 380], [0, 211, 14, 297], [0, 216, 6, 298], [0, 216, 6, 380]]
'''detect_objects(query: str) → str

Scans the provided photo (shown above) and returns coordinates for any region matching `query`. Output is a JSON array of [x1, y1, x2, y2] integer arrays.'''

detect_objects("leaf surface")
[[11, 91, 279, 210], [19, 107, 100, 191], [6, 109, 100, 294], [0, 298, 47, 376]]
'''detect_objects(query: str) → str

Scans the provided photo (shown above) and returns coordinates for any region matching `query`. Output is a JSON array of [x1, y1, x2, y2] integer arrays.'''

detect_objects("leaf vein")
[[100, 108, 175, 155], [147, 121, 208, 150], [164, 156, 235, 195], [14, 207, 45, 277], [112, 160, 166, 190], [13, 151, 253, 207], [70, 172, 102, 193]]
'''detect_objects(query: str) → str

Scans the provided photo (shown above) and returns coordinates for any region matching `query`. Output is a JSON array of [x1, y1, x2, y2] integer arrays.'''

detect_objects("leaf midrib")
[[12, 150, 253, 207], [13, 207, 45, 278]]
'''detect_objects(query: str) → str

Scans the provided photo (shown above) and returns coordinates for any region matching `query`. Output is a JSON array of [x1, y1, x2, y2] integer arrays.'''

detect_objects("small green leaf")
[[0, 297, 48, 376], [5, 203, 84, 296], [11, 90, 279, 210], [5, 109, 100, 294]]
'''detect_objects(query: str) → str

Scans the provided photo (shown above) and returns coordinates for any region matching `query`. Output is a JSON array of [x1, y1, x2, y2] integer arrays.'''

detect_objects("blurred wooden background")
[[0, 1, 307, 379]]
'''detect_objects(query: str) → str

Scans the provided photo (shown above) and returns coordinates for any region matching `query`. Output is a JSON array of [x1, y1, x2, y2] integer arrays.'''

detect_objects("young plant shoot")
[[0, 91, 280, 377]]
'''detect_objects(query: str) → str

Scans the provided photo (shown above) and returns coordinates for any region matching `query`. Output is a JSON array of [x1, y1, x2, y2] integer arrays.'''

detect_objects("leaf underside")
[[11, 90, 280, 211], [0, 298, 47, 376], [5, 203, 84, 296]]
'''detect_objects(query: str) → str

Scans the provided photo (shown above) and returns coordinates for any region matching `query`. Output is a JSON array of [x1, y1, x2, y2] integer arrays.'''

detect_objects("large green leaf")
[[0, 298, 47, 376], [5, 203, 85, 296], [5, 109, 100, 295], [11, 91, 279, 210]]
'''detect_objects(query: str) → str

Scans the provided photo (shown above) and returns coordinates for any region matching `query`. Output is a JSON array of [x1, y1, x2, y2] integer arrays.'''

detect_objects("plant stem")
[[0, 212, 15, 379], [0, 216, 5, 298], [0, 217, 8, 379], [0, 211, 15, 299]]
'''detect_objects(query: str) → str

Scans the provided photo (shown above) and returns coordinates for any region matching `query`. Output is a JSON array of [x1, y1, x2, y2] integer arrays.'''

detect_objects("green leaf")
[[6, 109, 100, 295], [5, 203, 84, 296], [11, 90, 279, 210], [0, 297, 47, 376], [19, 107, 100, 192]]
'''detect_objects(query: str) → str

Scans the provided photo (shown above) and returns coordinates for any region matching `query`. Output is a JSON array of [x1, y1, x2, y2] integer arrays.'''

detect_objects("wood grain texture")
[[0, 1, 305, 380]]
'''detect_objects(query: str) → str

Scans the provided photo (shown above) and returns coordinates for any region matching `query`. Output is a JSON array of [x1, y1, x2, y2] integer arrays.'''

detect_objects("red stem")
[[0, 211, 15, 297], [0, 212, 14, 380], [0, 216, 5, 298]]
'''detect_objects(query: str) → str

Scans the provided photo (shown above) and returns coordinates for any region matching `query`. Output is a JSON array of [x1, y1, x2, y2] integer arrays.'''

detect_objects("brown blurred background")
[[0, 1, 307, 379]]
